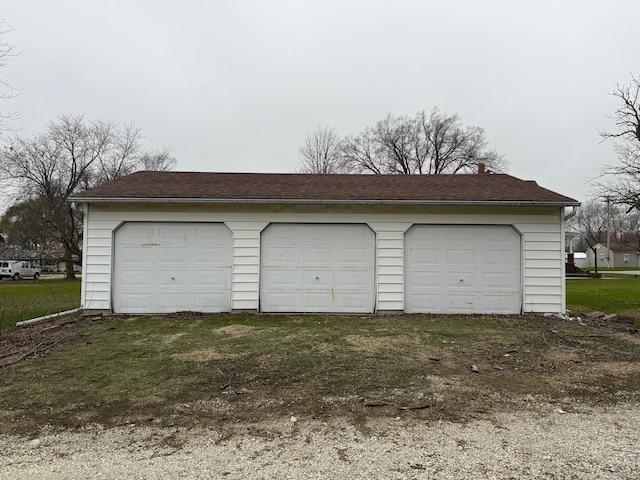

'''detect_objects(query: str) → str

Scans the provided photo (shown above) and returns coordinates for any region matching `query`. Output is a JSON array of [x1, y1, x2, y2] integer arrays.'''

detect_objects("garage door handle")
[[459, 278, 464, 282]]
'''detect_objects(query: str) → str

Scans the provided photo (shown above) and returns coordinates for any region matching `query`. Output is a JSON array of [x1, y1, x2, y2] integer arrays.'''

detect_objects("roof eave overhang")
[[70, 197, 581, 207]]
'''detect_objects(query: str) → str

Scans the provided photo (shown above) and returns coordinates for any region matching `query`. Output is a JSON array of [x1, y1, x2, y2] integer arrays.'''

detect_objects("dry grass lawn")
[[0, 312, 638, 436]]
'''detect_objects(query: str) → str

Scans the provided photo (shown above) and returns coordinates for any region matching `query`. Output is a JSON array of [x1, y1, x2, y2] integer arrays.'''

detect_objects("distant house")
[[71, 171, 579, 316], [585, 243, 640, 268], [0, 243, 79, 272]]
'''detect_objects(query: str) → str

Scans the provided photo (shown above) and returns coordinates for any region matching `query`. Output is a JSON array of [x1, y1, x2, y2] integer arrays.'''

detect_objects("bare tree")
[[337, 109, 507, 175], [600, 74, 640, 212], [341, 115, 418, 174], [618, 209, 640, 253], [140, 146, 177, 171], [2, 115, 112, 278], [340, 126, 384, 174], [567, 199, 613, 248], [0, 22, 19, 134], [296, 126, 345, 174], [1, 114, 176, 279], [417, 109, 508, 174], [565, 197, 640, 254], [92, 122, 142, 183]]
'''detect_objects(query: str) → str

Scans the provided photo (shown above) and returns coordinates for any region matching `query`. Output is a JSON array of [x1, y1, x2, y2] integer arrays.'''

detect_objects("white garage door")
[[405, 225, 521, 314], [261, 224, 375, 313], [113, 222, 232, 313]]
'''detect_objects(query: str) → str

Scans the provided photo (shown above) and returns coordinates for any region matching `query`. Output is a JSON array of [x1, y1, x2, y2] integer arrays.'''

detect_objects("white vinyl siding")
[[368, 223, 412, 312], [519, 216, 564, 313], [80, 204, 566, 314], [81, 210, 121, 310], [225, 222, 268, 311]]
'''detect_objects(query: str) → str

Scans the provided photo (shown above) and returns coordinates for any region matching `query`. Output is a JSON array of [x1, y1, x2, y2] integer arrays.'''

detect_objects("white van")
[[0, 260, 41, 280]]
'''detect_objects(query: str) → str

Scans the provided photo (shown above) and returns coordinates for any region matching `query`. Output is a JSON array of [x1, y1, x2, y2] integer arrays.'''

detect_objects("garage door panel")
[[445, 248, 476, 265], [406, 225, 521, 314], [266, 292, 300, 310], [302, 247, 333, 265], [303, 269, 332, 287], [489, 256, 519, 267], [158, 247, 190, 263], [303, 247, 332, 264], [411, 271, 440, 287], [263, 268, 298, 287], [159, 223, 189, 238], [119, 247, 153, 264], [483, 272, 516, 289], [195, 227, 226, 240], [407, 293, 439, 310], [261, 224, 374, 313], [483, 294, 519, 312], [303, 292, 333, 310], [158, 294, 188, 310], [193, 292, 227, 308], [195, 270, 229, 287], [413, 228, 440, 242], [113, 222, 232, 313], [445, 294, 476, 311], [337, 247, 370, 264], [484, 249, 517, 264], [408, 247, 440, 265], [119, 294, 154, 313], [157, 274, 188, 287], [158, 232, 187, 244], [194, 247, 225, 263], [336, 269, 372, 288], [445, 272, 478, 289], [308, 228, 332, 241], [336, 291, 371, 307], [120, 228, 154, 244], [266, 246, 298, 263], [120, 270, 154, 288]]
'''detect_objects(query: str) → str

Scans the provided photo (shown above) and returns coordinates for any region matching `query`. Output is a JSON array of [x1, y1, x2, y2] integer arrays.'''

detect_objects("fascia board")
[[70, 197, 581, 207]]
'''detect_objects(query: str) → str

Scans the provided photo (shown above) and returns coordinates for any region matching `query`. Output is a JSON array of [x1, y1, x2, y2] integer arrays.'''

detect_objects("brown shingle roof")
[[71, 171, 579, 205]]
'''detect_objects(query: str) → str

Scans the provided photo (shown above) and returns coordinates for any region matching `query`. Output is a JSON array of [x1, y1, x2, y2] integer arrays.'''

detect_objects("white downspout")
[[564, 205, 578, 221], [561, 205, 578, 315]]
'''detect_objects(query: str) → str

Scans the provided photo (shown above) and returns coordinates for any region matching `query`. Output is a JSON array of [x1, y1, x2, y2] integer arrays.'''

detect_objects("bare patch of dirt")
[[589, 361, 640, 376], [214, 325, 256, 335], [164, 332, 186, 344], [345, 334, 421, 353], [311, 342, 336, 355], [543, 346, 582, 363]]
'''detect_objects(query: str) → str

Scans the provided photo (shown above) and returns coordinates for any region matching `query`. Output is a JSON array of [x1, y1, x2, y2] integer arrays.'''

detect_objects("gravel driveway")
[[1, 403, 638, 479]]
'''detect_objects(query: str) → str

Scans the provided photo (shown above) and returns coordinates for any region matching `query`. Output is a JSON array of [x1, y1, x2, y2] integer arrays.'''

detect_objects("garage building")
[[71, 171, 579, 315]]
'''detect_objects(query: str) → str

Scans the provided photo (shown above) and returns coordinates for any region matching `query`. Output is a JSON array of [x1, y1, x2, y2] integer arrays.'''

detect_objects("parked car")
[[0, 260, 41, 280]]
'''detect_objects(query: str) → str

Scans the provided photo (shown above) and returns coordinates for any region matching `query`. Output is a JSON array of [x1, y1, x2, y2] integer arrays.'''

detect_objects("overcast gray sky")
[[2, 0, 638, 203]]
